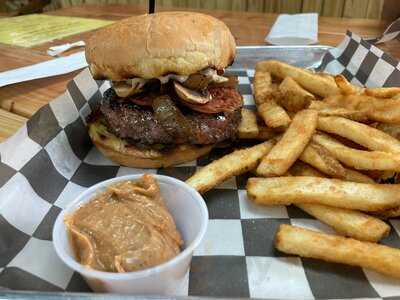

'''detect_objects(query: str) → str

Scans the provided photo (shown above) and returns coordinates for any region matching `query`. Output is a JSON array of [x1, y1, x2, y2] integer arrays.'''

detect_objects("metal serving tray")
[[0, 45, 332, 300], [232, 45, 332, 69]]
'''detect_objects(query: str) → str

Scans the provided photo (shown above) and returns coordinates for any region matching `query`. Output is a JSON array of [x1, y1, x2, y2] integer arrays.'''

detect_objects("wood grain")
[[0, 3, 398, 141], [322, 0, 345, 17], [47, 0, 386, 18], [382, 0, 400, 22], [302, 0, 324, 13], [0, 109, 27, 142]]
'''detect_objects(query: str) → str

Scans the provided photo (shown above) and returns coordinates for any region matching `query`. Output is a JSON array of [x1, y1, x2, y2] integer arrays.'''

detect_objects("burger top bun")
[[85, 11, 236, 81]]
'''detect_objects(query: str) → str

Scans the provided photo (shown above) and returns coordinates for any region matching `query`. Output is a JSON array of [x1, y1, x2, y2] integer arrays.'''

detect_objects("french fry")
[[366, 99, 400, 124], [324, 95, 400, 124], [253, 69, 273, 105], [277, 77, 314, 112], [324, 94, 370, 109], [309, 101, 369, 122], [299, 141, 346, 178], [238, 109, 259, 139], [313, 133, 400, 171], [374, 206, 400, 219], [254, 66, 291, 128], [258, 101, 291, 128], [364, 170, 397, 182], [275, 224, 400, 278], [289, 161, 324, 177], [257, 109, 318, 177], [318, 116, 400, 153], [256, 60, 340, 97], [393, 94, 400, 101], [288, 163, 385, 241], [296, 204, 390, 242], [186, 140, 275, 194], [344, 168, 375, 183], [316, 72, 336, 84], [239, 125, 278, 141], [334, 74, 363, 95], [291, 160, 374, 183], [376, 123, 400, 141], [365, 87, 400, 98], [247, 176, 400, 211], [255, 126, 277, 140]]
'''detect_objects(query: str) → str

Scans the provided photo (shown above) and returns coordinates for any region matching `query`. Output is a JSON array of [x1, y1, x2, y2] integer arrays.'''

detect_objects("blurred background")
[[0, 0, 399, 21]]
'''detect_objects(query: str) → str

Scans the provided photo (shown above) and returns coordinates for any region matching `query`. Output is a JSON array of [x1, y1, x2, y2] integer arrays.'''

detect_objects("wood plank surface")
[[0, 109, 27, 142], [48, 0, 385, 19], [0, 3, 398, 142], [321, 0, 345, 17]]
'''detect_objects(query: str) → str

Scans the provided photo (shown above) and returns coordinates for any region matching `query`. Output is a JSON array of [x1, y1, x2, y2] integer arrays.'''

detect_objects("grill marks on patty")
[[99, 88, 242, 145]]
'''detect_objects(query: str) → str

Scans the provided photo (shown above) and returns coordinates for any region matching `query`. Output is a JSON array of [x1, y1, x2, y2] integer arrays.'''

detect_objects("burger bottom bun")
[[89, 121, 213, 168]]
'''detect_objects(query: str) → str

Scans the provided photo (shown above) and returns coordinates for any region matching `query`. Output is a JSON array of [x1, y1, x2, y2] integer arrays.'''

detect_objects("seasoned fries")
[[186, 141, 275, 194], [368, 99, 400, 124], [288, 162, 386, 241], [334, 74, 363, 95], [309, 101, 368, 122], [316, 72, 336, 84], [318, 116, 400, 153], [256, 60, 340, 97], [275, 224, 400, 278], [344, 168, 375, 183], [290, 163, 387, 241], [238, 109, 259, 139], [313, 133, 400, 171], [277, 76, 314, 112], [247, 177, 400, 211], [254, 65, 291, 127], [289, 161, 324, 177], [253, 65, 276, 105], [299, 141, 346, 178], [296, 204, 390, 242], [376, 123, 400, 140], [290, 160, 373, 183], [258, 101, 291, 128], [365, 87, 400, 98], [255, 126, 277, 140], [188, 59, 400, 284], [324, 94, 400, 124], [324, 94, 370, 109], [374, 206, 400, 219], [253, 69, 273, 105], [257, 109, 318, 177]]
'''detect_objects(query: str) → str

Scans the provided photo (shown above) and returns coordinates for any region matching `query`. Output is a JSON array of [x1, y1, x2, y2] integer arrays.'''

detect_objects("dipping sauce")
[[64, 174, 183, 273]]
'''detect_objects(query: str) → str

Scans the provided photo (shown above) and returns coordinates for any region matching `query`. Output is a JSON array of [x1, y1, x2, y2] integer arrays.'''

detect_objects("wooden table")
[[1, 4, 399, 141]]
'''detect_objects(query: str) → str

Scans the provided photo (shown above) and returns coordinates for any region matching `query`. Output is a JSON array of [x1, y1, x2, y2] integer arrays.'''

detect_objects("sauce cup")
[[53, 174, 208, 295]]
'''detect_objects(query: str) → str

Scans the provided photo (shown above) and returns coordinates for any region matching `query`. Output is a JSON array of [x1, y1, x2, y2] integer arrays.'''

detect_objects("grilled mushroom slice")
[[173, 81, 211, 104], [182, 74, 213, 90]]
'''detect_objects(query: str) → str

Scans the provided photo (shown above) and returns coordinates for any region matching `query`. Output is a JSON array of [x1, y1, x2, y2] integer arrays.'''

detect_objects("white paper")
[[47, 41, 86, 56], [266, 13, 318, 45], [0, 51, 87, 88]]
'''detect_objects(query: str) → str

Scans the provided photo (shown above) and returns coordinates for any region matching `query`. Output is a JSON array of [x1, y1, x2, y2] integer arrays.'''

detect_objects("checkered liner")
[[1, 28, 400, 299], [318, 30, 400, 87]]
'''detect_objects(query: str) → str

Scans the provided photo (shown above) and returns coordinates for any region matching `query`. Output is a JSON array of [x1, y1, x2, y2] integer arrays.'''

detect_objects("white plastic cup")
[[53, 174, 208, 295]]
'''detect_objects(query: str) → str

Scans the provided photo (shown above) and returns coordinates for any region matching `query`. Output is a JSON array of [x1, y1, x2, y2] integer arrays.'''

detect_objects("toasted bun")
[[85, 11, 236, 81], [88, 121, 212, 168]]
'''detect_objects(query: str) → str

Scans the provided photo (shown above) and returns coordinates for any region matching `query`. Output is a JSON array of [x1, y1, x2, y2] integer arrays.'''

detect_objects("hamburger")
[[86, 11, 243, 168]]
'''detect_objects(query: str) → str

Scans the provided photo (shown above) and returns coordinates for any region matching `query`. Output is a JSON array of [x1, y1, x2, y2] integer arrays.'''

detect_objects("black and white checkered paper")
[[1, 20, 400, 299]]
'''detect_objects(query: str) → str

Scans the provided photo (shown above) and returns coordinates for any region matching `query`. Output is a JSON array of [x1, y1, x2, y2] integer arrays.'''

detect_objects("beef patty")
[[99, 88, 242, 145]]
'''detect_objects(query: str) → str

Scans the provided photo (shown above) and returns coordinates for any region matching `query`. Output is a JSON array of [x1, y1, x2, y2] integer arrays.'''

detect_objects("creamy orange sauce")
[[65, 174, 183, 273]]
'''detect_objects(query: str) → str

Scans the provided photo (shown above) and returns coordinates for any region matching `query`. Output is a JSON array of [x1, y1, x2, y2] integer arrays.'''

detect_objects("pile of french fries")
[[186, 60, 400, 279]]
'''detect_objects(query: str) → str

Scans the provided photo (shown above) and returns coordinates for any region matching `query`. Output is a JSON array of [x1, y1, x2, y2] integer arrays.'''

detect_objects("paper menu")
[[0, 14, 113, 48]]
